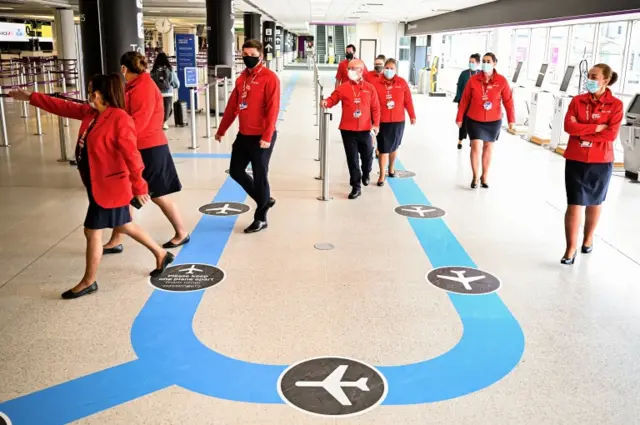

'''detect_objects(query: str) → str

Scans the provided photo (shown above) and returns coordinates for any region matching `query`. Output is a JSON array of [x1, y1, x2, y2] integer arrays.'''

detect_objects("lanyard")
[[242, 66, 263, 97], [385, 80, 394, 97], [350, 80, 363, 101], [77, 117, 98, 162]]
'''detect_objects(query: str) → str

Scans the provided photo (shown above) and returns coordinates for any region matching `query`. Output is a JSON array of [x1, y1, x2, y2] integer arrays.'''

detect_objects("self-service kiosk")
[[548, 65, 576, 152], [525, 64, 552, 144], [620, 93, 640, 180], [508, 62, 528, 134]]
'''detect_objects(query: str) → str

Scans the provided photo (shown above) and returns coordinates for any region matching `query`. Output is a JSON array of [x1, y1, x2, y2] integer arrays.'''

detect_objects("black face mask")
[[243, 56, 260, 69], [345, 52, 354, 60], [374, 65, 384, 73]]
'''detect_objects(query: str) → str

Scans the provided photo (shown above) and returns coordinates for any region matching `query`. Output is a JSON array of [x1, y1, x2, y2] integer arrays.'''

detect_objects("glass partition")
[[596, 21, 629, 91], [527, 28, 549, 81], [625, 21, 640, 94], [547, 26, 569, 83]]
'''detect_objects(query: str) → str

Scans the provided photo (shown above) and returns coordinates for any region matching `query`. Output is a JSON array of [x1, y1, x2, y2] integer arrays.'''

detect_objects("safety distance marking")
[[198, 202, 250, 216], [426, 266, 501, 295], [149, 263, 226, 292], [395, 204, 446, 219]]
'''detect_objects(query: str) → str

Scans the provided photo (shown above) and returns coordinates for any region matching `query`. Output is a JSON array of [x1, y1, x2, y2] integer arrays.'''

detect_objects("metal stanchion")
[[203, 84, 211, 139], [46, 70, 53, 94], [20, 72, 29, 118], [214, 79, 221, 128], [315, 87, 323, 162], [33, 80, 43, 135], [317, 110, 333, 201], [223, 76, 229, 106], [0, 86, 9, 147], [61, 75, 69, 127], [57, 115, 68, 162], [189, 87, 198, 150], [315, 96, 326, 177]]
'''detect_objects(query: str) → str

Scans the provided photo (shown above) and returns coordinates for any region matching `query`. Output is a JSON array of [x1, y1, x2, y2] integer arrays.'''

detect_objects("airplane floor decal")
[[0, 74, 524, 424]]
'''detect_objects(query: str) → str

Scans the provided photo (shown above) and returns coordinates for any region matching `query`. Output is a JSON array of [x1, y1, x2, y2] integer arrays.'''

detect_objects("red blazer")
[[30, 93, 148, 208], [218, 63, 280, 142], [335, 59, 368, 85], [325, 79, 380, 132], [457, 71, 515, 124], [372, 75, 416, 123], [364, 70, 381, 84], [563, 89, 624, 163], [125, 72, 167, 150]]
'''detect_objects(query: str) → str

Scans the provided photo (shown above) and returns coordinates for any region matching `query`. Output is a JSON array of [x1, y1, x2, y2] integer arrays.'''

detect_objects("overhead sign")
[[263, 22, 275, 62], [0, 22, 52, 42], [184, 67, 198, 88]]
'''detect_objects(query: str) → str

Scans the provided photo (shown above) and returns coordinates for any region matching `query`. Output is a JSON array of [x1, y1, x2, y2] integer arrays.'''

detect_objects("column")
[[162, 26, 175, 56], [263, 20, 275, 69], [275, 25, 283, 70], [283, 29, 289, 64], [79, 0, 143, 78], [53, 8, 78, 85], [206, 0, 235, 113], [243, 12, 261, 42]]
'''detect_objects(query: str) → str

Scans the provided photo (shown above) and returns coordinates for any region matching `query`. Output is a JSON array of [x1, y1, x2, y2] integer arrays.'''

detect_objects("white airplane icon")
[[295, 365, 369, 406], [206, 203, 242, 215], [179, 265, 203, 275], [402, 206, 436, 217], [436, 270, 486, 291]]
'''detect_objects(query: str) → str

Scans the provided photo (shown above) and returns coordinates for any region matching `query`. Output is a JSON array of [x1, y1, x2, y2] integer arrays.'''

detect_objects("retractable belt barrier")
[[310, 57, 333, 201], [188, 83, 213, 150]]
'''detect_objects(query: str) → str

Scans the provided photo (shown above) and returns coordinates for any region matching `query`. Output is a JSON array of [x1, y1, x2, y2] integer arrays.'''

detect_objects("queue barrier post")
[[0, 86, 9, 147], [315, 85, 323, 162], [33, 80, 43, 135], [317, 109, 333, 201], [189, 87, 198, 150], [204, 84, 211, 139], [214, 78, 221, 129], [61, 74, 70, 128], [57, 115, 69, 162], [315, 95, 326, 179], [20, 72, 29, 118]]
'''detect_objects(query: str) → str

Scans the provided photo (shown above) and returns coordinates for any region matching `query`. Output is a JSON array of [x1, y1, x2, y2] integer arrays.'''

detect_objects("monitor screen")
[[535, 64, 549, 88], [629, 94, 640, 115], [512, 61, 523, 83], [559, 66, 575, 92]]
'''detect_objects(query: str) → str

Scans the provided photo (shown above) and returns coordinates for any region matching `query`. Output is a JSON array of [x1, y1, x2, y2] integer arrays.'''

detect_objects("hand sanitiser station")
[[620, 93, 640, 181], [548, 65, 576, 152], [525, 63, 552, 144]]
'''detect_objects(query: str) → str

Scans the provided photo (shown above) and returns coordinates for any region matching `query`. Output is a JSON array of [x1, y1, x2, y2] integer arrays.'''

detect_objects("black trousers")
[[340, 130, 374, 190], [162, 96, 173, 122], [229, 131, 277, 221], [458, 115, 469, 141]]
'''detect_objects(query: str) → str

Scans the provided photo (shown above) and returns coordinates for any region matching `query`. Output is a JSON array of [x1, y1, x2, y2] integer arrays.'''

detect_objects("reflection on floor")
[[1, 69, 639, 425]]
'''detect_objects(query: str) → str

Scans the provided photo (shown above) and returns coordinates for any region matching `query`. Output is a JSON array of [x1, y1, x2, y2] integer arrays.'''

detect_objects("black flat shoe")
[[457, 143, 462, 150], [348, 188, 361, 199], [471, 179, 478, 189], [560, 253, 577, 265], [581, 245, 593, 254], [61, 282, 98, 300], [480, 176, 489, 189], [388, 172, 396, 178], [362, 176, 370, 186], [150, 252, 175, 277], [267, 198, 276, 209], [244, 220, 268, 234], [162, 234, 191, 249], [377, 180, 385, 187], [103, 244, 123, 255]]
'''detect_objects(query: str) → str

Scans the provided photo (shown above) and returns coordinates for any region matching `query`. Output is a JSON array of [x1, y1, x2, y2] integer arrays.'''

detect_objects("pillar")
[[206, 0, 235, 71], [79, 0, 143, 79], [53, 8, 77, 85], [162, 26, 175, 56], [243, 12, 261, 42], [283, 29, 289, 64], [263, 20, 275, 69]]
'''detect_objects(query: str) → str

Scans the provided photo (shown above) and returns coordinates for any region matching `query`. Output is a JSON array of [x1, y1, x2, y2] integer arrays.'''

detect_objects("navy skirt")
[[376, 121, 405, 154], [140, 144, 182, 199], [565, 160, 613, 206], [467, 118, 502, 142], [84, 190, 131, 230]]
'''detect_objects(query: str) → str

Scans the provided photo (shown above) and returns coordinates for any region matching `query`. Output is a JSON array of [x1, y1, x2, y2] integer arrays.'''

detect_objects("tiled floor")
[[1, 68, 639, 425]]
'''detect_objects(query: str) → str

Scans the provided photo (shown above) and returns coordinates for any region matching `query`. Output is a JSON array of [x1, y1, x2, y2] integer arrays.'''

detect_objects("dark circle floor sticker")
[[0, 412, 11, 425], [395, 204, 446, 219], [277, 356, 387, 418], [379, 170, 415, 178], [426, 266, 501, 295], [149, 263, 225, 292], [198, 202, 250, 216]]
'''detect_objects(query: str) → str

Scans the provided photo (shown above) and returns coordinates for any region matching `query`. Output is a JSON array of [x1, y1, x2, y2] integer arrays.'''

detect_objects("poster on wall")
[[0, 22, 53, 42], [176, 33, 198, 109]]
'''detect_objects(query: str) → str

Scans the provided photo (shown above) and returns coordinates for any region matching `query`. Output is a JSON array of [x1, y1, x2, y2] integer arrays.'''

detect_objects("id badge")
[[239, 102, 248, 110], [386, 100, 395, 109], [580, 141, 593, 148], [354, 98, 361, 105], [353, 109, 362, 118], [483, 101, 493, 111]]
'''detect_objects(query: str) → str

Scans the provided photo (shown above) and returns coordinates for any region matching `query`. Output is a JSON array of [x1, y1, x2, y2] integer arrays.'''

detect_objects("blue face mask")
[[586, 79, 600, 94], [482, 63, 494, 74], [383, 69, 396, 79], [469, 62, 478, 71]]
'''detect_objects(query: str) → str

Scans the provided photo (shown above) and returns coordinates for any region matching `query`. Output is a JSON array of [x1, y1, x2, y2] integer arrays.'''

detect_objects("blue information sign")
[[184, 67, 198, 88], [176, 33, 197, 108]]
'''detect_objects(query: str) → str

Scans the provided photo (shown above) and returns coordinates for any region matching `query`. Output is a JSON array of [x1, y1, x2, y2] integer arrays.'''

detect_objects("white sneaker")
[[163, 123, 169, 130]]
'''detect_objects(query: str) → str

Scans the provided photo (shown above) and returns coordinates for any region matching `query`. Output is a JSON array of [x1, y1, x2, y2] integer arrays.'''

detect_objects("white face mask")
[[348, 69, 359, 82]]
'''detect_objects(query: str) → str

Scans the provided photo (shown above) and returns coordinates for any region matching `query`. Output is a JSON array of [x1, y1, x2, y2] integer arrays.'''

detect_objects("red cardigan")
[[30, 93, 148, 208], [456, 71, 515, 124], [125, 72, 168, 150]]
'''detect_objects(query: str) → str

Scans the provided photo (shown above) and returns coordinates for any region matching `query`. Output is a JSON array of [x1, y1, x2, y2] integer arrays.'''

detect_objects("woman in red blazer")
[[9, 74, 174, 299], [372, 58, 416, 186], [103, 52, 189, 256], [560, 64, 623, 265], [457, 52, 515, 189]]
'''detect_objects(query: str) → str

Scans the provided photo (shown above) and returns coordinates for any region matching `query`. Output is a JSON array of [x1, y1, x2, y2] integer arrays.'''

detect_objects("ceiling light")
[[0, 6, 15, 9]]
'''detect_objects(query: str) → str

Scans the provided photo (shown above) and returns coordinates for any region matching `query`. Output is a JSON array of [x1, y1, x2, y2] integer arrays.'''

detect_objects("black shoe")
[[103, 244, 123, 255], [471, 178, 478, 189], [480, 179, 489, 189], [348, 188, 361, 199], [457, 143, 462, 150], [377, 180, 385, 187], [560, 253, 577, 265], [362, 176, 370, 186], [244, 220, 268, 234], [61, 282, 98, 300], [267, 198, 276, 209], [150, 252, 175, 277], [581, 245, 593, 254], [162, 235, 191, 249], [388, 171, 396, 178]]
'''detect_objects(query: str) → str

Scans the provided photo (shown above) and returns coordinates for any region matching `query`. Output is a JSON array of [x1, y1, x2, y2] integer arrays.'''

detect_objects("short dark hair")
[[376, 54, 386, 61], [483, 52, 498, 63], [470, 53, 481, 62], [385, 58, 397, 67], [90, 73, 126, 109], [120, 51, 148, 74], [346, 44, 356, 52], [242, 39, 263, 54]]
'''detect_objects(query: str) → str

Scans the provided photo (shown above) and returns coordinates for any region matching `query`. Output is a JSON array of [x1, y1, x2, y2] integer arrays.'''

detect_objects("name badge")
[[386, 100, 395, 109], [483, 101, 493, 111], [580, 141, 593, 148], [239, 102, 248, 110], [353, 109, 362, 118], [354, 98, 361, 104]]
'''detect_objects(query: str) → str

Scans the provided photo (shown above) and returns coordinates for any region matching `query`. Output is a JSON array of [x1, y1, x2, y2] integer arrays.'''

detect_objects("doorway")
[[359, 39, 377, 70]]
